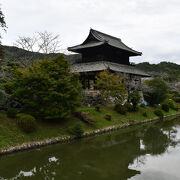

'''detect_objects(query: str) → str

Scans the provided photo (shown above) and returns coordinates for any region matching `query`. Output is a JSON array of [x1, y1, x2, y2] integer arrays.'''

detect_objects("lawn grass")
[[79, 106, 179, 129], [0, 104, 179, 150]]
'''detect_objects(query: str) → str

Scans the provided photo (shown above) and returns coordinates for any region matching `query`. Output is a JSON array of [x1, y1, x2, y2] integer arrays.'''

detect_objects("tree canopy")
[[95, 70, 127, 104], [0, 7, 6, 59], [143, 77, 168, 106], [3, 55, 81, 121]]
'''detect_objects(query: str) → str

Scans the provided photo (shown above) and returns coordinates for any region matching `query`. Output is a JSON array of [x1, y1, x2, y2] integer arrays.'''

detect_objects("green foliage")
[[105, 114, 112, 121], [0, 7, 6, 59], [95, 105, 101, 112], [128, 91, 141, 111], [142, 112, 148, 117], [71, 123, 84, 138], [16, 113, 37, 133], [165, 99, 176, 110], [114, 104, 127, 115], [136, 62, 180, 82], [143, 78, 168, 106], [0, 90, 8, 109], [3, 55, 81, 121], [124, 102, 134, 112], [7, 108, 18, 118], [174, 97, 180, 103], [95, 70, 127, 104], [81, 92, 105, 106], [154, 109, 164, 119], [140, 103, 146, 108], [171, 92, 180, 103], [161, 103, 169, 112]]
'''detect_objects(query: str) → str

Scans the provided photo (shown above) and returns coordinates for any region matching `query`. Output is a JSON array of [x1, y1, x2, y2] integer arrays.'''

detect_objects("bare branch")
[[14, 36, 37, 52], [36, 31, 61, 54], [14, 31, 61, 54]]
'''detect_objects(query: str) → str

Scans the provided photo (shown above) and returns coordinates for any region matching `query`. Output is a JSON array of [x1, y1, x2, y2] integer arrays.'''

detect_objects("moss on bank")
[[0, 105, 179, 151]]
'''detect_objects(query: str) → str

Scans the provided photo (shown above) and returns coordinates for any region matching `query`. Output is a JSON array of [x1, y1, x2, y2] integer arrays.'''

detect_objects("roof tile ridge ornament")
[[90, 29, 105, 42], [91, 28, 122, 41]]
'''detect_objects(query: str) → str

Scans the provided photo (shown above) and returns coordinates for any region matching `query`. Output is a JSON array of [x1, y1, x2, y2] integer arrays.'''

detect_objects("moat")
[[0, 117, 180, 180]]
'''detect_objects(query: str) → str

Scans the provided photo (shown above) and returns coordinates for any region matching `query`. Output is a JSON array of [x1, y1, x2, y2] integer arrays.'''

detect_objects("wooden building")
[[68, 29, 150, 93]]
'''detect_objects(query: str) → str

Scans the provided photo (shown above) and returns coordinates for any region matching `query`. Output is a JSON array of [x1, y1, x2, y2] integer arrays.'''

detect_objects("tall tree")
[[95, 70, 127, 104], [3, 55, 81, 121], [0, 7, 7, 59], [143, 78, 168, 106]]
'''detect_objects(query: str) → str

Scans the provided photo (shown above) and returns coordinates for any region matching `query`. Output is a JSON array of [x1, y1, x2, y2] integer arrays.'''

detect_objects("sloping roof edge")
[[68, 29, 142, 56], [71, 61, 150, 77]]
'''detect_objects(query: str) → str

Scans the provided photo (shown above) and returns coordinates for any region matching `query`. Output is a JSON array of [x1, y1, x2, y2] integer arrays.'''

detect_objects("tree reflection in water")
[[0, 118, 180, 180]]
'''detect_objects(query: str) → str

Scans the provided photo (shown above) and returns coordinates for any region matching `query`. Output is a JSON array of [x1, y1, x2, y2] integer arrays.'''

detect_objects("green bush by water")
[[17, 113, 37, 133], [114, 104, 127, 115], [105, 114, 112, 121], [71, 123, 84, 138], [124, 102, 134, 112], [154, 109, 164, 119]]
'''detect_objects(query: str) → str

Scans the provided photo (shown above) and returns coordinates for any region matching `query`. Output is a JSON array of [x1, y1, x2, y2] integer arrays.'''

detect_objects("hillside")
[[136, 62, 180, 82], [136, 61, 180, 73], [1, 45, 180, 83], [2, 45, 81, 64]]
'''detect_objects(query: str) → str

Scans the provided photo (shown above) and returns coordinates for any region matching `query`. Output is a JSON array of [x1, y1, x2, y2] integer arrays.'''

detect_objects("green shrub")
[[161, 103, 169, 112], [128, 91, 141, 111], [143, 78, 168, 106], [81, 93, 105, 106], [142, 112, 148, 117], [7, 108, 18, 118], [167, 100, 176, 110], [124, 102, 134, 112], [114, 104, 127, 115], [105, 114, 111, 121], [71, 123, 84, 138], [3, 55, 81, 121], [154, 109, 164, 119], [173, 97, 180, 103], [95, 105, 101, 112], [140, 103, 146, 108], [17, 113, 37, 133]]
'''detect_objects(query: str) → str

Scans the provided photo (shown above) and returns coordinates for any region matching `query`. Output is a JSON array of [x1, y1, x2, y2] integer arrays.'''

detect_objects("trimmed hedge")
[[16, 113, 37, 133], [114, 104, 127, 115], [154, 109, 164, 119], [105, 114, 112, 121], [124, 102, 134, 112], [71, 123, 84, 138]]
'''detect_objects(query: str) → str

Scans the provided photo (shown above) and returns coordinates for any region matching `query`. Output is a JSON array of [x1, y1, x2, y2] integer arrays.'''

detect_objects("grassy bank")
[[0, 105, 180, 151]]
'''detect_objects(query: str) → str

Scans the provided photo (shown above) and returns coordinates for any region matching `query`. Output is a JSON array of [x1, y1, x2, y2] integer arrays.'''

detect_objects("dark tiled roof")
[[71, 61, 150, 77], [68, 29, 142, 56]]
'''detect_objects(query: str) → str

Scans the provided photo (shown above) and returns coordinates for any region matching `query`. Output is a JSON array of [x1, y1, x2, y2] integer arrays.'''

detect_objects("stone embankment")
[[1, 112, 180, 156]]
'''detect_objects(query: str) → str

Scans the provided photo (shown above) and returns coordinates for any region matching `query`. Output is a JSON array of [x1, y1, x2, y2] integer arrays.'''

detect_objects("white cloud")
[[1, 0, 180, 64]]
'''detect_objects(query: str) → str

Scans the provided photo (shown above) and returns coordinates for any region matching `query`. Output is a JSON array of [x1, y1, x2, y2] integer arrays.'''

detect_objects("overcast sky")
[[1, 0, 180, 64]]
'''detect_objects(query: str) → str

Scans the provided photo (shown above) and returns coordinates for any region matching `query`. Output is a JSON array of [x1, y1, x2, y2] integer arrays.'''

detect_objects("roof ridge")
[[90, 29, 121, 42]]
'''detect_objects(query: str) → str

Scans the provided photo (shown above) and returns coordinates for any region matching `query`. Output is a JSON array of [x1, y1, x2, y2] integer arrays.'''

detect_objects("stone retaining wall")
[[1, 112, 180, 156]]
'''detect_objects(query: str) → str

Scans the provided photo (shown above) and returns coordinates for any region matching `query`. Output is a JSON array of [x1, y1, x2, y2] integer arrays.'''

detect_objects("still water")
[[0, 118, 180, 180]]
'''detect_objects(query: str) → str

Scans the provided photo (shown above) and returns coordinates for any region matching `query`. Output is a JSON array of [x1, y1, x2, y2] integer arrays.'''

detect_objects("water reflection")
[[0, 118, 180, 180]]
